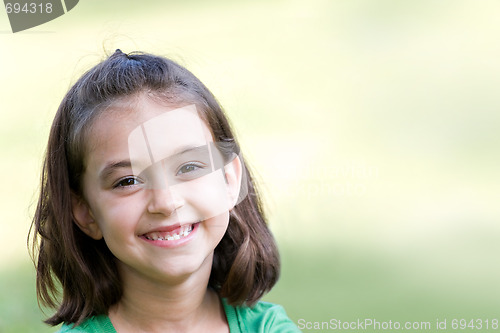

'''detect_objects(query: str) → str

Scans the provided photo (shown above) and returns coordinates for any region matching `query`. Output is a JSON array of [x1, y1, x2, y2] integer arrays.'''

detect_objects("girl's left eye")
[[176, 162, 205, 176]]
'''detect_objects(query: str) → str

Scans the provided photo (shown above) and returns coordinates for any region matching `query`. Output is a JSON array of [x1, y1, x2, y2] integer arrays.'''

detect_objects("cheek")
[[204, 211, 230, 240], [93, 201, 142, 260], [92, 197, 142, 237], [173, 171, 232, 222]]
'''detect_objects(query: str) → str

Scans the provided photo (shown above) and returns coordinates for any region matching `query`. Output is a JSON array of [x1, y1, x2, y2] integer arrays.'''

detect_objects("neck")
[[109, 253, 226, 333]]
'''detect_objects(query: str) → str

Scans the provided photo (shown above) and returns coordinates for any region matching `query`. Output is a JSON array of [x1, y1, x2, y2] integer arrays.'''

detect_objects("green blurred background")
[[1, 0, 500, 332]]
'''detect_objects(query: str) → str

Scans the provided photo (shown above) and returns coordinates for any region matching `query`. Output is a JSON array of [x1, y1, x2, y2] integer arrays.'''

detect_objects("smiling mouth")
[[143, 223, 196, 241]]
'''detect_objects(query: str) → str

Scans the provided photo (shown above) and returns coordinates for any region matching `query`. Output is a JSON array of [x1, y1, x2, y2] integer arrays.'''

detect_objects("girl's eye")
[[113, 177, 141, 188], [176, 162, 205, 176]]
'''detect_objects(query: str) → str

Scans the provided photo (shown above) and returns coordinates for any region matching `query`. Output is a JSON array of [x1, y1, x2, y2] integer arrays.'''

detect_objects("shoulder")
[[56, 315, 116, 333], [223, 299, 301, 333]]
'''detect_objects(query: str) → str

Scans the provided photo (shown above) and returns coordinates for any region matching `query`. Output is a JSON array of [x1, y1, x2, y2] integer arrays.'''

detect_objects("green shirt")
[[58, 299, 301, 332]]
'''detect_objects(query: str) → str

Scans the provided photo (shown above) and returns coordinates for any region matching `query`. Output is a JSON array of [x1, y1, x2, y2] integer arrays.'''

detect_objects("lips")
[[142, 223, 197, 241]]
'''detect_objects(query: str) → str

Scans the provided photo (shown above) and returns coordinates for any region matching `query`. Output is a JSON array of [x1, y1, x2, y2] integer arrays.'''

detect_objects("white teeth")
[[144, 224, 194, 241]]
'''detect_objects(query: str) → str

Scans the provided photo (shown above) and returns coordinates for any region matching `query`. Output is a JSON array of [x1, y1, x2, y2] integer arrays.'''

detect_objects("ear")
[[223, 155, 243, 209], [71, 193, 103, 240]]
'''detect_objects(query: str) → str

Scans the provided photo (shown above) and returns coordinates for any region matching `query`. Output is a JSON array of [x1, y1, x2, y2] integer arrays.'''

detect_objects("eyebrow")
[[99, 160, 132, 181], [145, 144, 210, 164], [171, 145, 210, 158]]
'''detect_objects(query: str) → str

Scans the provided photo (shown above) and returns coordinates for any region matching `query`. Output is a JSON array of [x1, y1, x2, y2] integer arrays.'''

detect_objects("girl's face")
[[73, 94, 241, 282]]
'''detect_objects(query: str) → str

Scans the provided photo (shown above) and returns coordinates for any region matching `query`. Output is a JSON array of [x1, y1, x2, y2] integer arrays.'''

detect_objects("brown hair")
[[29, 50, 280, 326]]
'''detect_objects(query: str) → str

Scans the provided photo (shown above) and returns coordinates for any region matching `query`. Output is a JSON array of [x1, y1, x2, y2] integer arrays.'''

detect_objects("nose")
[[145, 161, 184, 216], [147, 187, 183, 216]]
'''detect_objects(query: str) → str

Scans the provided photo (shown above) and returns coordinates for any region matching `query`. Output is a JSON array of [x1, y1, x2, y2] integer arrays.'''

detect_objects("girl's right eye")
[[113, 177, 141, 189]]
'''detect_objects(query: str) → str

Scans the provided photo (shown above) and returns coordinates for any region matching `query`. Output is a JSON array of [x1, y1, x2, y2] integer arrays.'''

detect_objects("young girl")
[[30, 50, 301, 332]]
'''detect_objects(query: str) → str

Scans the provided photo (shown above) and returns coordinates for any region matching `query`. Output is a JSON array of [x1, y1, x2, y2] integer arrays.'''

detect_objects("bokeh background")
[[1, 0, 500, 332]]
